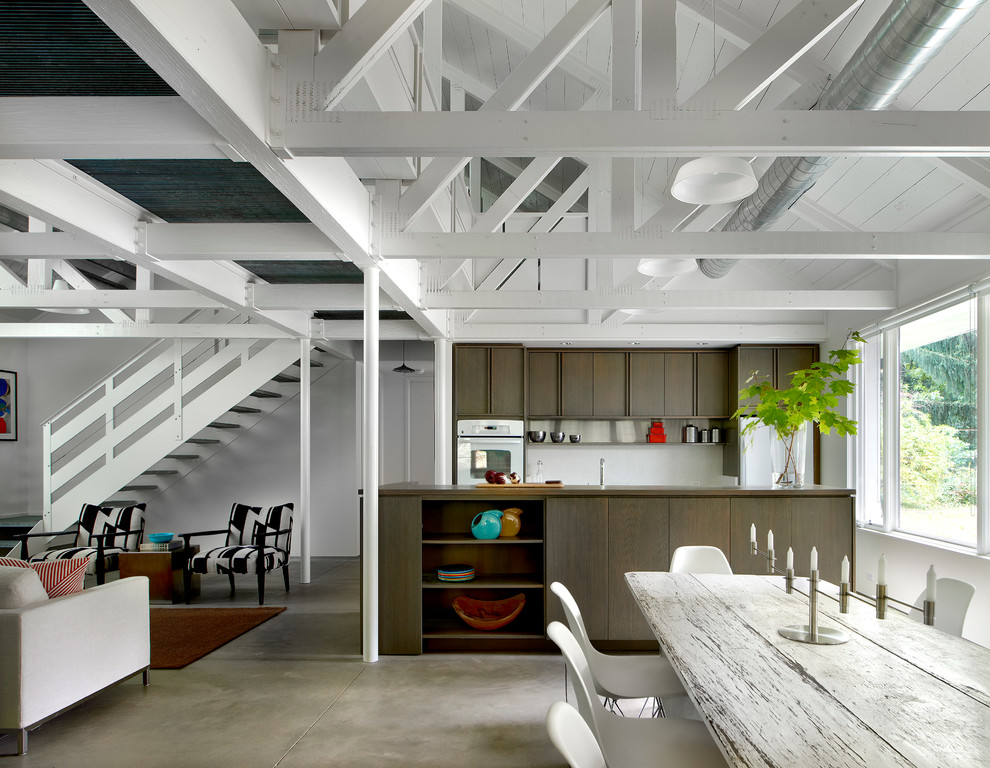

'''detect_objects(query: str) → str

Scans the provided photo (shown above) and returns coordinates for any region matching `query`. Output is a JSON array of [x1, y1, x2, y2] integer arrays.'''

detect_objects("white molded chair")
[[912, 577, 975, 637], [547, 701, 606, 768], [550, 581, 687, 717], [547, 621, 726, 768], [669, 546, 733, 575]]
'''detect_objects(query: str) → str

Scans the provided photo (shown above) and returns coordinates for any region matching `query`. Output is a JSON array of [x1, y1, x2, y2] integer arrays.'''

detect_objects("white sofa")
[[0, 570, 150, 755]]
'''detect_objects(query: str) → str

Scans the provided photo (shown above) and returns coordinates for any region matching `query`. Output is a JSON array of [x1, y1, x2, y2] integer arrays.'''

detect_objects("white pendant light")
[[636, 257, 698, 277], [40, 279, 90, 315], [670, 157, 758, 205]]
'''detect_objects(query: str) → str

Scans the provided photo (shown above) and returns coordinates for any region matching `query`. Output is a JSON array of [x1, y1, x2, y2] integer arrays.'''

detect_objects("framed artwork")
[[0, 370, 16, 441]]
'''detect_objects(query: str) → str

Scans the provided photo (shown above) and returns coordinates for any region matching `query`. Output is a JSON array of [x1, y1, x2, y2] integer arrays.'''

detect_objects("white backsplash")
[[525, 443, 738, 486]]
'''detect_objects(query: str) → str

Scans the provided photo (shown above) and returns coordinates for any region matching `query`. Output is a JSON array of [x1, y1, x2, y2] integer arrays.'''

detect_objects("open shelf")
[[423, 572, 543, 589], [422, 616, 545, 640], [423, 533, 542, 544]]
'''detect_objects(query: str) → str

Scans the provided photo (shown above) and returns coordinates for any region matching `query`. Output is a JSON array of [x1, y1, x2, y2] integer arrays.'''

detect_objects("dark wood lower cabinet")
[[378, 489, 854, 653], [608, 498, 669, 641], [546, 497, 608, 639]]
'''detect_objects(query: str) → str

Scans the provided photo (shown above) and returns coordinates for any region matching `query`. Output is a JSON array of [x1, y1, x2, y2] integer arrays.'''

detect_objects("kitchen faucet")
[[600, 458, 605, 487]]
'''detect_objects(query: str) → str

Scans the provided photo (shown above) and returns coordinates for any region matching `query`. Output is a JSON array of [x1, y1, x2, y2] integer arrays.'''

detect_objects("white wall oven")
[[456, 419, 525, 485]]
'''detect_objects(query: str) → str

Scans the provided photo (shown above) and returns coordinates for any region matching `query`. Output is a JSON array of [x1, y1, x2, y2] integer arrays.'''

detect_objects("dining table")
[[625, 571, 990, 768]]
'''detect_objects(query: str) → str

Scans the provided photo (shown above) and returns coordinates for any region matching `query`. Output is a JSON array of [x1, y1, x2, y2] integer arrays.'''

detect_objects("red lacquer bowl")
[[452, 593, 526, 631]]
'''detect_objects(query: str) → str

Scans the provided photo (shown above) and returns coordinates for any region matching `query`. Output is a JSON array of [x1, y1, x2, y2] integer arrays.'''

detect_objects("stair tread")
[[142, 469, 179, 476], [120, 484, 158, 491], [228, 406, 262, 414], [208, 422, 241, 429], [293, 359, 325, 368], [0, 515, 42, 527], [166, 454, 200, 460], [272, 373, 300, 383], [186, 438, 221, 445], [103, 500, 138, 507], [251, 389, 282, 398]]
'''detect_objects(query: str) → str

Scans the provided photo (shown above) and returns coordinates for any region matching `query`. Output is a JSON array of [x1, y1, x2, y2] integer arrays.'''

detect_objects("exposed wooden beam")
[[0, 289, 221, 309], [0, 323, 292, 338], [426, 289, 897, 311], [283, 109, 990, 157], [450, 322, 828, 343], [380, 231, 990, 259]]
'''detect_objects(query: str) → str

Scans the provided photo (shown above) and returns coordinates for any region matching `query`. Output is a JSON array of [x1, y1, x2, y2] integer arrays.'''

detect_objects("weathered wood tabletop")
[[625, 572, 990, 768]]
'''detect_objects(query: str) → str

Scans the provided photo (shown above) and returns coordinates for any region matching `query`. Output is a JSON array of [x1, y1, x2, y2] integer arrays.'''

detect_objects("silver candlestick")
[[778, 569, 850, 645]]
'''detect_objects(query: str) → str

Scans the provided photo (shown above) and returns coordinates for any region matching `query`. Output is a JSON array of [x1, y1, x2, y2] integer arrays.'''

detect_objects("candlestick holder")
[[778, 569, 850, 645], [876, 584, 887, 619], [785, 567, 794, 595]]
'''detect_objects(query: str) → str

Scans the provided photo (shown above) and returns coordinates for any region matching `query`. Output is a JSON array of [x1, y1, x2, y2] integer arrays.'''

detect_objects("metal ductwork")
[[697, 0, 989, 279]]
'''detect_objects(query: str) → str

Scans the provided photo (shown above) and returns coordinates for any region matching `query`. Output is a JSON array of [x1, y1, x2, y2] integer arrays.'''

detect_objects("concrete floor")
[[1, 558, 568, 767]]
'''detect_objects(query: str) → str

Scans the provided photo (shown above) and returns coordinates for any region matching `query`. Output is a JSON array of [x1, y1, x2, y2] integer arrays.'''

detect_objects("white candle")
[[926, 565, 937, 602], [841, 556, 850, 584], [786, 547, 794, 570], [810, 546, 818, 573], [750, 524, 756, 544], [767, 529, 774, 551], [878, 554, 887, 586]]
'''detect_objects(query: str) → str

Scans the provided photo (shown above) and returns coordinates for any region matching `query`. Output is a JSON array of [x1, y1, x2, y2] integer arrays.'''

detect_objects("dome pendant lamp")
[[670, 157, 758, 205], [392, 341, 416, 373]]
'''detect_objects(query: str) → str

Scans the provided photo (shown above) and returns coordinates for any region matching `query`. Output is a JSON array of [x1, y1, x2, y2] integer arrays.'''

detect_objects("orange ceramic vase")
[[499, 508, 523, 537]]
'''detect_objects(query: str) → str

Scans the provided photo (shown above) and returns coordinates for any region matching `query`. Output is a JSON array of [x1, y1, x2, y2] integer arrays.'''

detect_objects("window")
[[858, 294, 984, 551]]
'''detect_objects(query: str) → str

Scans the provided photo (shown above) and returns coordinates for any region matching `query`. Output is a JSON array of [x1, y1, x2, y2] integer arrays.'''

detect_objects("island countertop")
[[379, 483, 854, 497]]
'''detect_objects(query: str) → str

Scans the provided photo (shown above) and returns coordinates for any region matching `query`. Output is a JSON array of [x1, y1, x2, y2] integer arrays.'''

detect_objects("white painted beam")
[[231, 0, 341, 31], [931, 157, 990, 200], [0, 261, 25, 289], [51, 260, 133, 324], [0, 323, 292, 338], [451, 323, 828, 343], [315, 0, 432, 110], [0, 97, 228, 159], [314, 319, 424, 339], [683, 0, 863, 111], [472, 158, 562, 233], [143, 222, 342, 259], [283, 109, 990, 157], [0, 289, 221, 309], [249, 283, 396, 310], [380, 231, 990, 259], [426, 289, 897, 311], [0, 232, 107, 258], [397, 0, 610, 227]]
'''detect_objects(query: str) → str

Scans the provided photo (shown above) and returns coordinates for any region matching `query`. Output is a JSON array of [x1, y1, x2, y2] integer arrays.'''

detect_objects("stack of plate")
[[437, 564, 475, 582]]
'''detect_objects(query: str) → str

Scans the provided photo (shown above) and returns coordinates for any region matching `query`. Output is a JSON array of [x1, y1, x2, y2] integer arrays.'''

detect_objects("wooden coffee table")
[[118, 546, 199, 603]]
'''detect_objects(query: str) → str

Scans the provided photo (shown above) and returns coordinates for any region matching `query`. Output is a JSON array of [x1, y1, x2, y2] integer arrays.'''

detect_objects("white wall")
[[526, 444, 735, 486]]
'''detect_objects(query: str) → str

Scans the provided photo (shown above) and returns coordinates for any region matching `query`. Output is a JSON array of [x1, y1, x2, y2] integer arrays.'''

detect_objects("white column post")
[[882, 328, 899, 534], [362, 264, 381, 663], [434, 338, 452, 484], [978, 294, 990, 555], [300, 338, 312, 583]]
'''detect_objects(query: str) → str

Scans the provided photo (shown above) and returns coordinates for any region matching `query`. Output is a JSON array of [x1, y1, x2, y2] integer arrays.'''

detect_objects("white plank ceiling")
[[1, 0, 989, 345]]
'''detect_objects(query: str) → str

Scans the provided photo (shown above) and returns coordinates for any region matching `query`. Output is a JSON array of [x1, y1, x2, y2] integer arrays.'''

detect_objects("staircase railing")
[[41, 310, 300, 530]]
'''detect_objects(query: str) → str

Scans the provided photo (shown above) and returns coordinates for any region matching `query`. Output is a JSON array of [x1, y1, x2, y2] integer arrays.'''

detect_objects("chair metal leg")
[[143, 668, 151, 686], [257, 569, 266, 605], [17, 728, 26, 755], [228, 571, 236, 597], [183, 564, 192, 605]]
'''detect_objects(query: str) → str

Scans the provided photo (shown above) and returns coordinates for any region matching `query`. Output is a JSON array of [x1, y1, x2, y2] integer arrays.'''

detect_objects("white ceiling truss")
[[0, 0, 989, 345]]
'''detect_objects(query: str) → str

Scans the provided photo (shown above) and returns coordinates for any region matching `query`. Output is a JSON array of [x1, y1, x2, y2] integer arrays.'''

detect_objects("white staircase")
[[42, 311, 321, 532]]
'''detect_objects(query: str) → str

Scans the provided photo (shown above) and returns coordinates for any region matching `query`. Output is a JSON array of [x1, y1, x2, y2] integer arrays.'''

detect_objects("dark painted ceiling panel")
[[0, 1, 175, 96], [315, 310, 411, 321], [67, 160, 310, 223], [239, 260, 364, 284]]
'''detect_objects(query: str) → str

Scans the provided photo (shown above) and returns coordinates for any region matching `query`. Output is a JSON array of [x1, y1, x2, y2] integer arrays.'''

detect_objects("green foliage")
[[732, 332, 865, 440], [900, 390, 976, 507]]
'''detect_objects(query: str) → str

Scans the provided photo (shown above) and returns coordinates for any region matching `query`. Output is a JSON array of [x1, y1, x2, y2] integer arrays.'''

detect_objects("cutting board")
[[476, 482, 563, 488]]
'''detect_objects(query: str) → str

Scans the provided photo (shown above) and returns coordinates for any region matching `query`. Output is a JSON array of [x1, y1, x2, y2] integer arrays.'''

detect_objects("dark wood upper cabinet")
[[527, 351, 560, 416], [454, 345, 490, 415], [730, 345, 818, 412], [560, 352, 595, 416], [490, 346, 525, 415], [629, 352, 665, 416], [696, 351, 729, 417], [593, 352, 627, 416], [664, 352, 696, 416], [775, 347, 817, 389], [453, 344, 524, 417]]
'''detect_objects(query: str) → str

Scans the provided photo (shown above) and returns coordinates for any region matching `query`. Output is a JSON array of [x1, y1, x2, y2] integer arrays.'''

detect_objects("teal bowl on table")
[[148, 532, 175, 543]]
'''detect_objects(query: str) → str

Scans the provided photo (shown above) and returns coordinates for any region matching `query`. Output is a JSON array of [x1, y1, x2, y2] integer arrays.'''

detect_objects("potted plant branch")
[[732, 333, 865, 487]]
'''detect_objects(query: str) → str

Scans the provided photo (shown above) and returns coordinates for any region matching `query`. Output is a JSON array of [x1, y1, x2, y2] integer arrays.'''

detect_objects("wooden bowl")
[[452, 593, 526, 631]]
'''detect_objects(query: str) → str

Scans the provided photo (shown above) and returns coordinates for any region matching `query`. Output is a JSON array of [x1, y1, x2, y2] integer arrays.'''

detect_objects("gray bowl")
[[550, 432, 566, 443], [528, 431, 546, 443], [569, 434, 581, 443]]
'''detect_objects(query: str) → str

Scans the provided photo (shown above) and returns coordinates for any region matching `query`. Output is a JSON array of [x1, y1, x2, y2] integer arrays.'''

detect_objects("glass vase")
[[770, 423, 808, 488]]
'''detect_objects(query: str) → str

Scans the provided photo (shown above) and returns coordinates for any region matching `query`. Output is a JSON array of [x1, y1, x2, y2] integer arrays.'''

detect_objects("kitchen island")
[[378, 483, 854, 653]]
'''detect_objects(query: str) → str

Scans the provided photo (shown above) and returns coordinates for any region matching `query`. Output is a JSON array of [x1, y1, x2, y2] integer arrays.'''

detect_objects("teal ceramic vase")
[[471, 509, 502, 539]]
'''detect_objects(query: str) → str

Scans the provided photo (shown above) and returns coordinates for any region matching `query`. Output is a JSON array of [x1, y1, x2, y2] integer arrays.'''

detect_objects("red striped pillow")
[[0, 557, 89, 597]]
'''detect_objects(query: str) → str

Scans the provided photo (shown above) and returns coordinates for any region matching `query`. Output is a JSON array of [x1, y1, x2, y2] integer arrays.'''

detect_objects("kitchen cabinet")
[[560, 352, 594, 416], [728, 497, 791, 576], [696, 351, 729, 417], [789, 497, 854, 585], [454, 344, 525, 417], [528, 351, 560, 416], [378, 495, 422, 654], [664, 353, 696, 416], [608, 497, 669, 641], [731, 345, 818, 411], [594, 352, 627, 416], [669, 497, 731, 556], [628, 352, 665, 416], [546, 497, 608, 638]]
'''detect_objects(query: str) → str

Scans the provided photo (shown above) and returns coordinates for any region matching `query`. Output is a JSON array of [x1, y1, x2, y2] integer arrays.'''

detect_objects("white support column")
[[978, 294, 990, 555], [136, 267, 152, 324], [362, 264, 381, 663], [882, 328, 900, 534], [434, 338, 452, 484], [300, 338, 312, 584]]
